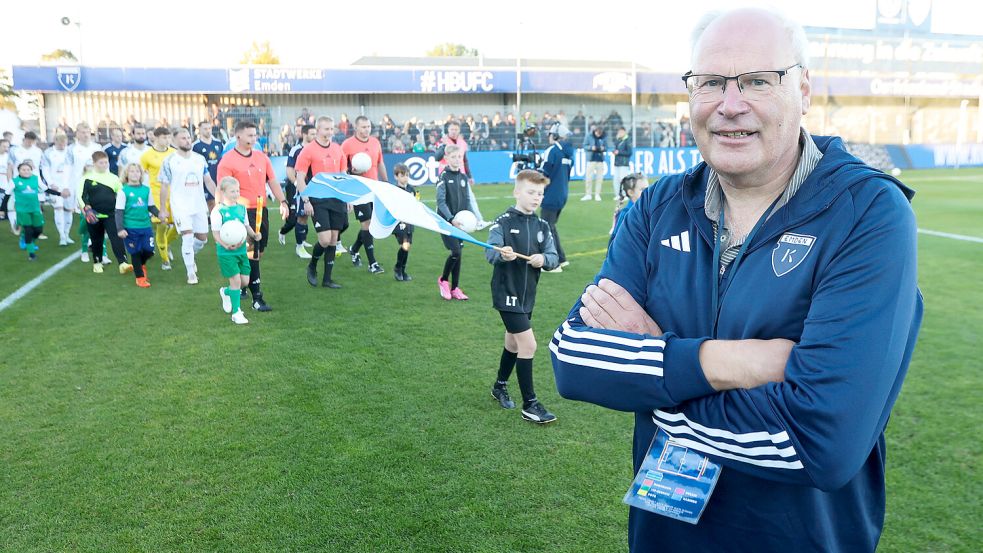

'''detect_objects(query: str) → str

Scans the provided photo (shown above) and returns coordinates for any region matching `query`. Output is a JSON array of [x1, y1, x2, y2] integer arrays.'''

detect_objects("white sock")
[[193, 237, 206, 253], [181, 233, 196, 273], [53, 210, 64, 239], [8, 211, 16, 230], [63, 210, 73, 238]]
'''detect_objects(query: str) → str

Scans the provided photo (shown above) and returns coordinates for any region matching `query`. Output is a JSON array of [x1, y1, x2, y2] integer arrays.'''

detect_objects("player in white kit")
[[158, 128, 217, 284], [40, 133, 75, 245], [66, 123, 104, 261]]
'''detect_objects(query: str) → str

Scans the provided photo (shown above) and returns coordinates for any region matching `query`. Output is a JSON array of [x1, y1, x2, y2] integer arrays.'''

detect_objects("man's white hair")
[[690, 7, 810, 69]]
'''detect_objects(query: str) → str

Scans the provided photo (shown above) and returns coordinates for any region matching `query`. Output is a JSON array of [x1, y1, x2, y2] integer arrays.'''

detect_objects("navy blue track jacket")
[[551, 136, 923, 553]]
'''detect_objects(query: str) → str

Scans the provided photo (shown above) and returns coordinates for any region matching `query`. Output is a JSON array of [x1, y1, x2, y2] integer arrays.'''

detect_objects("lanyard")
[[710, 197, 782, 325]]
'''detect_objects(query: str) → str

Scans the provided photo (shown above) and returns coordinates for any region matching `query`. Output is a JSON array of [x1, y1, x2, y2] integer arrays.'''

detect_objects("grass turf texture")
[[0, 170, 980, 552]]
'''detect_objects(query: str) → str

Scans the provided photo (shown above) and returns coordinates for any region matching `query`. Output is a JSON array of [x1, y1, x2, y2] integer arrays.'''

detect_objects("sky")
[[1, 0, 980, 72]]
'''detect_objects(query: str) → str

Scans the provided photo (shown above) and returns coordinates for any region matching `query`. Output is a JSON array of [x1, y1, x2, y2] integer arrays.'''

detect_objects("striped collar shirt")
[[705, 129, 823, 274]]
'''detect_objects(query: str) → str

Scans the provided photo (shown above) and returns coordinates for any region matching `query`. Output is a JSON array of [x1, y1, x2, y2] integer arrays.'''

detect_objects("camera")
[[510, 126, 540, 170]]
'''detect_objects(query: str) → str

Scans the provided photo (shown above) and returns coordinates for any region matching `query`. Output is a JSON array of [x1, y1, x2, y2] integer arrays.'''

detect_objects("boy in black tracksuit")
[[485, 169, 559, 424], [435, 145, 482, 300], [391, 163, 416, 281]]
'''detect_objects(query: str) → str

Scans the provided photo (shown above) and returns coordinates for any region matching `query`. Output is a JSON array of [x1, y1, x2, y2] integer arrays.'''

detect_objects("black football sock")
[[362, 231, 377, 264], [396, 248, 408, 271], [280, 216, 295, 235], [451, 256, 462, 289], [311, 243, 325, 264], [497, 348, 519, 383], [248, 259, 262, 300], [351, 232, 363, 254], [441, 255, 454, 281], [323, 246, 336, 280], [295, 222, 308, 246], [516, 357, 536, 404]]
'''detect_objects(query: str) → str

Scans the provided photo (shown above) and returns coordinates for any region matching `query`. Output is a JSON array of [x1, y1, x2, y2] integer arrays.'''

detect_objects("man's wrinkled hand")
[[579, 278, 663, 336]]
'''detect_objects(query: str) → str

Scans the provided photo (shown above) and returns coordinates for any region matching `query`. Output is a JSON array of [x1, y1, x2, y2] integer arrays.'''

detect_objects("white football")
[[890, 167, 902, 177], [219, 220, 247, 245], [452, 210, 478, 233], [351, 152, 372, 175]]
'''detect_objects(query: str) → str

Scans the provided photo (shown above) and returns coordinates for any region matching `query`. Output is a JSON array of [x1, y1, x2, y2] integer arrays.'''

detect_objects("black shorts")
[[353, 203, 373, 222], [394, 223, 414, 244], [246, 207, 269, 252], [311, 199, 347, 231], [441, 234, 463, 254], [499, 311, 533, 334]]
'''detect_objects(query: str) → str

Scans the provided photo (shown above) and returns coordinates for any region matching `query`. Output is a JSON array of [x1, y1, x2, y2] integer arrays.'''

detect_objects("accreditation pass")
[[623, 428, 722, 524]]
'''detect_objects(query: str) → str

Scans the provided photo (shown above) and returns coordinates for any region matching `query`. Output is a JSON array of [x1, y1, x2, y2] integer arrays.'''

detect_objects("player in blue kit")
[[192, 120, 224, 212], [278, 124, 314, 259], [103, 128, 126, 176]]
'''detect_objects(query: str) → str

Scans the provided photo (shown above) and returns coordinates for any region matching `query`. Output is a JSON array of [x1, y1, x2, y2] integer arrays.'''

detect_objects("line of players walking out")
[[2, 116, 615, 424]]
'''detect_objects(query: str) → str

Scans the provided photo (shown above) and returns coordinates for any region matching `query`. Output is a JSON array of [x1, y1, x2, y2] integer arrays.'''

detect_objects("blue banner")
[[886, 144, 983, 169], [273, 143, 982, 186], [17, 65, 981, 98], [379, 147, 704, 186]]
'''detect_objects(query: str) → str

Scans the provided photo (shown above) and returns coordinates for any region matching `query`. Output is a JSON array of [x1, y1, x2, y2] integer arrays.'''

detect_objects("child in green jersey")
[[11, 161, 52, 260], [116, 163, 160, 287], [210, 177, 260, 325]]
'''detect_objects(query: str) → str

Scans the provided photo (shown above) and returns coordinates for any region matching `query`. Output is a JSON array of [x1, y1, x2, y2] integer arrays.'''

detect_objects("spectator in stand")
[[123, 115, 138, 141], [490, 113, 503, 145], [180, 117, 195, 136], [209, 103, 223, 125], [297, 107, 314, 126], [604, 110, 623, 137], [382, 114, 397, 143], [97, 114, 119, 144], [338, 113, 352, 138], [541, 111, 556, 129], [332, 125, 346, 145], [679, 115, 694, 146], [475, 115, 490, 151], [503, 114, 517, 149], [571, 110, 586, 136], [435, 120, 473, 184], [520, 111, 535, 134], [56, 117, 75, 143], [212, 118, 229, 143]]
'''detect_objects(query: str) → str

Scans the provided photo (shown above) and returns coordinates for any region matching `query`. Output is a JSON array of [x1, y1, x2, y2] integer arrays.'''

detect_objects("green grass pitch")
[[1, 169, 980, 551]]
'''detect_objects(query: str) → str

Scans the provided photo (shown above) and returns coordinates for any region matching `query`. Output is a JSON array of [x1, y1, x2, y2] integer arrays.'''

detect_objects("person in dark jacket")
[[582, 125, 606, 201], [552, 7, 922, 553], [540, 124, 575, 271], [435, 145, 482, 301], [486, 169, 559, 424], [611, 126, 633, 200]]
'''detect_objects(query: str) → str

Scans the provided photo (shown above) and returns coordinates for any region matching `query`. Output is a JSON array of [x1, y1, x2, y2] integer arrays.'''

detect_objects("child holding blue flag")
[[435, 145, 482, 300], [391, 163, 417, 281], [485, 169, 559, 424]]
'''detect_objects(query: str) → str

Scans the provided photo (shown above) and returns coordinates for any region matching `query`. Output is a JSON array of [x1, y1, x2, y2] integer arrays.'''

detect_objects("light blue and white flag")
[[302, 173, 494, 249]]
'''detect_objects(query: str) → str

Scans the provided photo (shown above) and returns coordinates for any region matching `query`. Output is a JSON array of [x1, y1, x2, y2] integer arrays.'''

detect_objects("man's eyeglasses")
[[681, 64, 801, 102]]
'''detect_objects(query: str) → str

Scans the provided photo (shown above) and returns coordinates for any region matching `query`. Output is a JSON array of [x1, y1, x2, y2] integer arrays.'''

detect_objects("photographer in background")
[[540, 123, 574, 272], [435, 120, 474, 185]]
